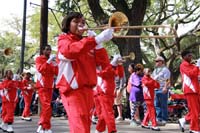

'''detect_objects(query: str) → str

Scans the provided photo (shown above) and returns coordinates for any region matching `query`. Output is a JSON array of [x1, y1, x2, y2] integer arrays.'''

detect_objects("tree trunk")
[[87, 0, 148, 78]]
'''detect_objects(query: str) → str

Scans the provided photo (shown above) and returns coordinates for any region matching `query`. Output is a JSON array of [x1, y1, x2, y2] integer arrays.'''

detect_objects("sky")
[[0, 0, 55, 30]]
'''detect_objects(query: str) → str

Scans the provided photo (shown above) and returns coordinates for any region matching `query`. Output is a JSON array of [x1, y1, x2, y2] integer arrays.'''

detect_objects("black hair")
[[129, 63, 135, 70], [41, 44, 51, 51], [181, 50, 192, 58], [61, 12, 83, 33], [4, 70, 13, 78], [26, 72, 32, 77]]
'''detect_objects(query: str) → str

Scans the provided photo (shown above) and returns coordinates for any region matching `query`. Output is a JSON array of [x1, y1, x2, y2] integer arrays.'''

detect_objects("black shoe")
[[151, 126, 161, 131], [141, 124, 150, 129]]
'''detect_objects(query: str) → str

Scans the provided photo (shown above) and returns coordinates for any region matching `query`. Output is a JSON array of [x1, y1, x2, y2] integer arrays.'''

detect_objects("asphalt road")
[[4, 115, 190, 133]]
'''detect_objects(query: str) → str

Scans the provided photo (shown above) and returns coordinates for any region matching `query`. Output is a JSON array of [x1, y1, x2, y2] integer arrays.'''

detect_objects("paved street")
[[3, 115, 190, 133]]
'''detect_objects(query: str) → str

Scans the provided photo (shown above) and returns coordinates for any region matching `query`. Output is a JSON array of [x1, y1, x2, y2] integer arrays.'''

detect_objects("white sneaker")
[[115, 116, 123, 121], [1, 122, 8, 132], [189, 130, 200, 133], [23, 117, 32, 121], [38, 129, 45, 133], [0, 121, 4, 129], [37, 125, 42, 133], [151, 126, 161, 131], [178, 118, 185, 132], [92, 115, 98, 124], [7, 124, 14, 133], [162, 120, 167, 125], [95, 130, 105, 133], [44, 129, 52, 133]]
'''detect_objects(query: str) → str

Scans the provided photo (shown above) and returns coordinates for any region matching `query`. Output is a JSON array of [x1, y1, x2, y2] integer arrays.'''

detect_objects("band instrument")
[[88, 12, 177, 39], [0, 48, 13, 56]]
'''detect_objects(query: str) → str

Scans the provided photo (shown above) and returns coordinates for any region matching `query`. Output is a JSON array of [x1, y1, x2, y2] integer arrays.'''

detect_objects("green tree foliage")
[[0, 17, 22, 76], [0, 6, 62, 77]]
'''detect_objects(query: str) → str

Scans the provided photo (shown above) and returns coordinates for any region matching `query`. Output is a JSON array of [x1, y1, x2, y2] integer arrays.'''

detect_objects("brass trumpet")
[[88, 12, 178, 38], [0, 48, 13, 56], [122, 52, 135, 61]]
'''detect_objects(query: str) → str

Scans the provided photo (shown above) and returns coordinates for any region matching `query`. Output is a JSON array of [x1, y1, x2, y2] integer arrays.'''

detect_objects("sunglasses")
[[155, 60, 161, 62]]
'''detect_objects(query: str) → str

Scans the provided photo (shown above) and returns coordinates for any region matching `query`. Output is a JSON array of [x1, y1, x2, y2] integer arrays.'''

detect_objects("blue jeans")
[[154, 90, 168, 121]]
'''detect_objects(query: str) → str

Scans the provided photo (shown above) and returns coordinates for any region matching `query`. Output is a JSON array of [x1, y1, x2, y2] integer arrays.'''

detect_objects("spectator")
[[128, 63, 145, 126], [152, 56, 171, 126]]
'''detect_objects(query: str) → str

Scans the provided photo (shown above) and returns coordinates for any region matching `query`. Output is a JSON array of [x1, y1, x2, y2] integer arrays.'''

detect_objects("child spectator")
[[129, 63, 145, 126], [141, 68, 160, 131]]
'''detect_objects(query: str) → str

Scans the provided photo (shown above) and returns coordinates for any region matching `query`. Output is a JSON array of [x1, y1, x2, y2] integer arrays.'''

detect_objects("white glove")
[[27, 87, 32, 90], [27, 84, 32, 90], [95, 43, 103, 49], [196, 58, 200, 67], [87, 30, 103, 49], [13, 74, 20, 81], [47, 54, 56, 64], [87, 30, 96, 37], [95, 28, 114, 44], [110, 54, 122, 66]]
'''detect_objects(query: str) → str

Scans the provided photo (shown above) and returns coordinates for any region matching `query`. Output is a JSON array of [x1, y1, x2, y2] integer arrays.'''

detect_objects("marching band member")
[[56, 11, 113, 133], [35, 45, 58, 133], [111, 54, 126, 122], [94, 48, 117, 133], [141, 68, 160, 131], [0, 70, 22, 133], [21, 72, 34, 121], [178, 51, 200, 133]]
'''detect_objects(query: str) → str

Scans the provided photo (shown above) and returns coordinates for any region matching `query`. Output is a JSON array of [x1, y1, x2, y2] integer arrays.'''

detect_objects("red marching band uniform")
[[180, 60, 200, 131], [56, 33, 107, 133], [21, 76, 34, 120], [0, 78, 23, 132], [94, 49, 117, 133], [35, 54, 58, 130], [141, 74, 160, 127]]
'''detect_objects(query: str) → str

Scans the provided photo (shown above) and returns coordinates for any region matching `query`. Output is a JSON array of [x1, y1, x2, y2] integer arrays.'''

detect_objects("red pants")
[[61, 87, 94, 133], [2, 101, 16, 123], [22, 92, 33, 117], [38, 88, 53, 129], [94, 94, 116, 133], [142, 100, 157, 126], [185, 93, 200, 131]]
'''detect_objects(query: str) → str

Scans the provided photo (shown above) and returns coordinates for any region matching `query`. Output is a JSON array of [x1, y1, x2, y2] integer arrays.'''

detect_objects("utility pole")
[[20, 0, 27, 73], [40, 0, 48, 55]]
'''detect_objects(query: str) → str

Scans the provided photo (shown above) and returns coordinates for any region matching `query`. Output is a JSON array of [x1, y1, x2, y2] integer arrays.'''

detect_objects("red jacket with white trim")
[[95, 49, 115, 96], [180, 60, 199, 94], [142, 75, 160, 100], [35, 55, 58, 89], [0, 79, 22, 102], [56, 33, 106, 93], [21, 79, 34, 96]]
